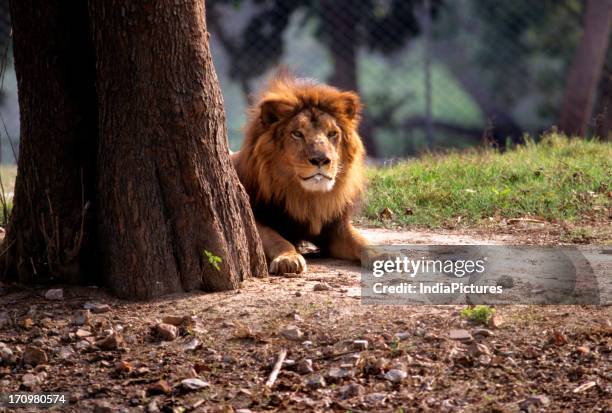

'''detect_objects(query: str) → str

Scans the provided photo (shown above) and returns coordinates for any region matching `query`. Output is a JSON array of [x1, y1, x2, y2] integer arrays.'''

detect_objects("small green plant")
[[460, 305, 496, 325], [203, 249, 222, 271]]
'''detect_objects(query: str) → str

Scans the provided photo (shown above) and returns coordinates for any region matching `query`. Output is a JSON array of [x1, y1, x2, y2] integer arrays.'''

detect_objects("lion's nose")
[[308, 154, 331, 167]]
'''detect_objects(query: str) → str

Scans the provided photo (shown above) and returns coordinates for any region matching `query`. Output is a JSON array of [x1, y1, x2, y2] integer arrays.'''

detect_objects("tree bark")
[[559, 0, 612, 136], [88, 0, 267, 298], [2, 0, 98, 284]]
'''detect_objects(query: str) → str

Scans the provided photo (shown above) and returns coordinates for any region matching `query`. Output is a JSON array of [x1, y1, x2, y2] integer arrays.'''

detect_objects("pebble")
[[313, 282, 332, 291], [280, 325, 304, 341], [338, 383, 364, 399], [155, 323, 178, 341], [93, 402, 114, 413], [22, 346, 48, 366], [181, 378, 210, 390], [0, 342, 14, 364], [394, 332, 410, 341], [519, 395, 550, 411], [44, 289, 63, 300], [95, 333, 123, 350], [327, 366, 353, 380], [365, 392, 387, 403], [57, 346, 75, 360], [148, 379, 172, 395], [296, 359, 314, 374], [384, 368, 407, 383], [76, 328, 92, 338], [306, 375, 326, 389], [84, 302, 111, 314], [468, 342, 491, 356], [449, 329, 473, 342], [472, 328, 495, 338], [73, 310, 91, 326], [21, 372, 43, 389]]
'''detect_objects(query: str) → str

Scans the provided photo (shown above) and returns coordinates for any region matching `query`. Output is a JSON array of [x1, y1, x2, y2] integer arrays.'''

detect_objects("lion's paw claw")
[[269, 253, 307, 275]]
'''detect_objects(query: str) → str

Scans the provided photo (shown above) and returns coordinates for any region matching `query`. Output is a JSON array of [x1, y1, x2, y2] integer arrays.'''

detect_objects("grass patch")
[[363, 134, 612, 228], [460, 305, 496, 325]]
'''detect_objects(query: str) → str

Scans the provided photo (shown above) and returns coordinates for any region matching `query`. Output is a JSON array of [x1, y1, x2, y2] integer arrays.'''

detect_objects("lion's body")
[[232, 73, 368, 274]]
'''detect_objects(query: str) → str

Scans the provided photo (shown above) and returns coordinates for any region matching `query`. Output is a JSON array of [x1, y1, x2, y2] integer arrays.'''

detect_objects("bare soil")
[[0, 228, 610, 413]]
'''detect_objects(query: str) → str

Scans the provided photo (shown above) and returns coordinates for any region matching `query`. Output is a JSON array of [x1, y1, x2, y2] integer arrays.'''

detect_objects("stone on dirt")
[[155, 323, 179, 341], [384, 368, 407, 383], [280, 325, 304, 341], [181, 378, 210, 390], [519, 394, 550, 411], [449, 329, 473, 342], [44, 288, 63, 300], [95, 332, 123, 351], [22, 346, 48, 366], [148, 379, 172, 395], [73, 310, 91, 326], [84, 302, 111, 314], [338, 383, 364, 399], [313, 282, 332, 291], [306, 374, 326, 389]]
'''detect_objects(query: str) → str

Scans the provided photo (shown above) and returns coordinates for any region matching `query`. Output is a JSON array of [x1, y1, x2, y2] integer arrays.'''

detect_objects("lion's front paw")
[[269, 252, 307, 275]]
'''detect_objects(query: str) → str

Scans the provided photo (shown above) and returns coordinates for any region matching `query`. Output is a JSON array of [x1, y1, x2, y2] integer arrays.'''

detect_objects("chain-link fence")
[[208, 0, 612, 157]]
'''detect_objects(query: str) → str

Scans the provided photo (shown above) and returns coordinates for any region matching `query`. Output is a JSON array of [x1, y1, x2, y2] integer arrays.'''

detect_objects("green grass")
[[461, 305, 496, 325], [363, 134, 612, 228]]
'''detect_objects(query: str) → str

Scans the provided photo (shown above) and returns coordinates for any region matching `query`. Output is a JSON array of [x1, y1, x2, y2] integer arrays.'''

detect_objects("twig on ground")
[[265, 348, 287, 388]]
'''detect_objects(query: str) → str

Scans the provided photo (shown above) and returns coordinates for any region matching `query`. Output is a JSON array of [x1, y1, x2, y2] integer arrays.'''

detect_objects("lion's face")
[[280, 109, 342, 192]]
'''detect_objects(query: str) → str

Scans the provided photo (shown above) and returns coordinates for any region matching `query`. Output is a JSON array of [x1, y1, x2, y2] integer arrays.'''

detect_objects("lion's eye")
[[291, 130, 304, 140], [327, 130, 338, 139]]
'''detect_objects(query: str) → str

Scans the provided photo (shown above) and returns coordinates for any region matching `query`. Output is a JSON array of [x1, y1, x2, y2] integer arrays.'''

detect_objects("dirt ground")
[[0, 227, 610, 413]]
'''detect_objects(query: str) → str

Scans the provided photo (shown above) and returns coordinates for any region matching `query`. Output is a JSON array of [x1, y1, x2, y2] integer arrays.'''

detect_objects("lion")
[[232, 72, 370, 275]]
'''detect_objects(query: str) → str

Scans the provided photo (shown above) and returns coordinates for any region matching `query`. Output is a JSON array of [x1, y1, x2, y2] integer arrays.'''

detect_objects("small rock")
[[236, 410, 252, 413], [162, 315, 193, 326], [181, 378, 210, 390], [449, 329, 473, 342], [472, 328, 495, 338], [44, 288, 64, 300], [21, 318, 33, 329], [296, 359, 314, 374], [352, 339, 369, 350], [115, 360, 133, 374], [21, 372, 42, 389], [327, 366, 352, 381], [147, 398, 160, 413], [22, 346, 48, 366], [394, 332, 410, 341], [313, 282, 332, 292], [468, 342, 491, 357], [280, 325, 304, 341], [93, 402, 114, 413], [302, 340, 313, 347], [84, 302, 110, 314], [519, 395, 550, 411], [365, 392, 387, 404], [306, 375, 326, 389], [155, 323, 178, 341], [76, 328, 92, 338], [384, 368, 407, 383], [0, 342, 15, 364], [496, 275, 514, 289], [57, 346, 75, 360], [95, 332, 123, 350], [338, 383, 364, 399], [148, 379, 172, 395], [294, 291, 302, 297], [73, 310, 91, 326], [489, 314, 504, 328]]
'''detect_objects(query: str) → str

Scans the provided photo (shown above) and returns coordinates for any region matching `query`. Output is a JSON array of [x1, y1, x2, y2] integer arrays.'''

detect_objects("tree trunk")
[[2, 0, 99, 284], [559, 0, 612, 137], [88, 0, 267, 298], [320, 0, 378, 157]]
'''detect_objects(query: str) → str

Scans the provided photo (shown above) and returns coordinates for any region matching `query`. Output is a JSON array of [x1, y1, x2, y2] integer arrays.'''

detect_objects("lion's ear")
[[260, 99, 294, 126], [340, 92, 361, 120]]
